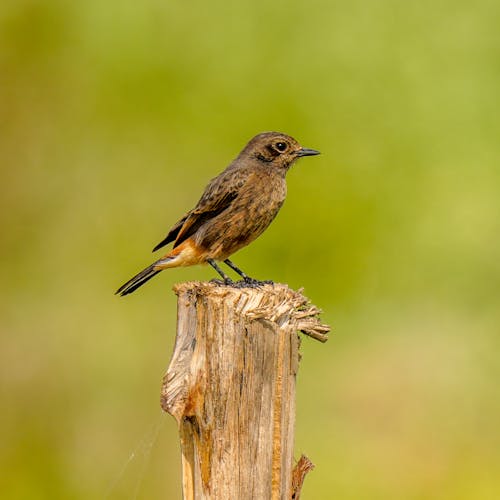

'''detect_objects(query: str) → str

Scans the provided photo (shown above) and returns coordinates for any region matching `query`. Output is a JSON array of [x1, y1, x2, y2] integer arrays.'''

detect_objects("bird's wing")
[[152, 215, 188, 252], [152, 168, 246, 252]]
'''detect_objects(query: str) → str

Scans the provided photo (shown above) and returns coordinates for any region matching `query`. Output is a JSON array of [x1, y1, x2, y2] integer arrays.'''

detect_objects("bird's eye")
[[275, 142, 287, 152]]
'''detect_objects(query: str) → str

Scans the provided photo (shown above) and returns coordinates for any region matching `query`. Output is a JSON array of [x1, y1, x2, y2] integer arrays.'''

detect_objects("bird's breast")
[[196, 172, 287, 258]]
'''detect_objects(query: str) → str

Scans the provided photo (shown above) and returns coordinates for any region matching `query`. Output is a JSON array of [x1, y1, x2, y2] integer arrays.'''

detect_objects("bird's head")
[[241, 132, 320, 170]]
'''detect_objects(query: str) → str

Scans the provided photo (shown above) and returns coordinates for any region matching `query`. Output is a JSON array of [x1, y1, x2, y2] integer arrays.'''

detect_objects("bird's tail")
[[116, 243, 199, 296], [115, 263, 162, 296]]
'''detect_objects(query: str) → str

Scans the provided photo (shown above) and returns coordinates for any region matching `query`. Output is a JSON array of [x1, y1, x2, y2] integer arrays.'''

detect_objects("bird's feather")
[[153, 168, 247, 252], [115, 263, 161, 296], [152, 215, 188, 252]]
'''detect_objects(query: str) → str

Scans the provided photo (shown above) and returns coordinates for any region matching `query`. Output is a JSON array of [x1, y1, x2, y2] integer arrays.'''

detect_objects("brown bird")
[[116, 132, 320, 296]]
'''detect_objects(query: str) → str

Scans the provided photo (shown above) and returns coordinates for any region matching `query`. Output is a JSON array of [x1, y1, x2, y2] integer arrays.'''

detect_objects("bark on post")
[[161, 281, 329, 500]]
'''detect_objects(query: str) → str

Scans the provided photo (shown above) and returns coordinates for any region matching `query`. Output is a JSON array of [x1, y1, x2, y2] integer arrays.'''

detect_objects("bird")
[[116, 131, 320, 296]]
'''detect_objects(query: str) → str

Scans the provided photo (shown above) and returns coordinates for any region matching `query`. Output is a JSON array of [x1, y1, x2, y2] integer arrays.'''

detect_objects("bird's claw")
[[231, 278, 274, 289], [209, 278, 234, 286], [210, 277, 273, 288]]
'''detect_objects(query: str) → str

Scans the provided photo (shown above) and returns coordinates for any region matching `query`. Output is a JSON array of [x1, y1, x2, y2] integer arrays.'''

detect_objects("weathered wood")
[[161, 281, 329, 499], [291, 455, 315, 500]]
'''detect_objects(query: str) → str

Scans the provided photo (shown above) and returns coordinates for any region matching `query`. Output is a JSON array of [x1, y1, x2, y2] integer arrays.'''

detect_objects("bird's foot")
[[232, 278, 274, 289], [210, 278, 234, 286], [210, 277, 273, 288]]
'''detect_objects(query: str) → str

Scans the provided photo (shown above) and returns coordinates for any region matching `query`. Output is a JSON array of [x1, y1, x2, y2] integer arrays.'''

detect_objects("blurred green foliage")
[[1, 0, 499, 498]]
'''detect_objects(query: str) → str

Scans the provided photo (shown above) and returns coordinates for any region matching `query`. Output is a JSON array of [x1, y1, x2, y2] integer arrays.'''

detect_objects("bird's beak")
[[296, 147, 321, 157]]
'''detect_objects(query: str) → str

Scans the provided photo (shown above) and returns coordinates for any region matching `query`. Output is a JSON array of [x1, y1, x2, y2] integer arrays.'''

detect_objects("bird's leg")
[[207, 258, 233, 284], [223, 259, 274, 288], [223, 259, 251, 281]]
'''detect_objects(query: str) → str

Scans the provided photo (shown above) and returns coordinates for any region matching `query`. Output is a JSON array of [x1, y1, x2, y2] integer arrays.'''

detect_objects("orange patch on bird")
[[156, 239, 207, 269]]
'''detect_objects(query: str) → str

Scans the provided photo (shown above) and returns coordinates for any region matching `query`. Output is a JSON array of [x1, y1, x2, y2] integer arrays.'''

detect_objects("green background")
[[1, 0, 499, 498]]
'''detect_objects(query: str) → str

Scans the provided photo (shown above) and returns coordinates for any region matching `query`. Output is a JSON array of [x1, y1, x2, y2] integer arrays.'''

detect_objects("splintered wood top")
[[172, 281, 330, 342]]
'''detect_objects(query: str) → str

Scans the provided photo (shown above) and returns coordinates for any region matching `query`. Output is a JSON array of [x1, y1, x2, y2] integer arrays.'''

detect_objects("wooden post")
[[161, 281, 329, 500]]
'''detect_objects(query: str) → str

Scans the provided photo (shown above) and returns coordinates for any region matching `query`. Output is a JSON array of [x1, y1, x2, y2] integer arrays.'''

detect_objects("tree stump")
[[161, 281, 329, 500]]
